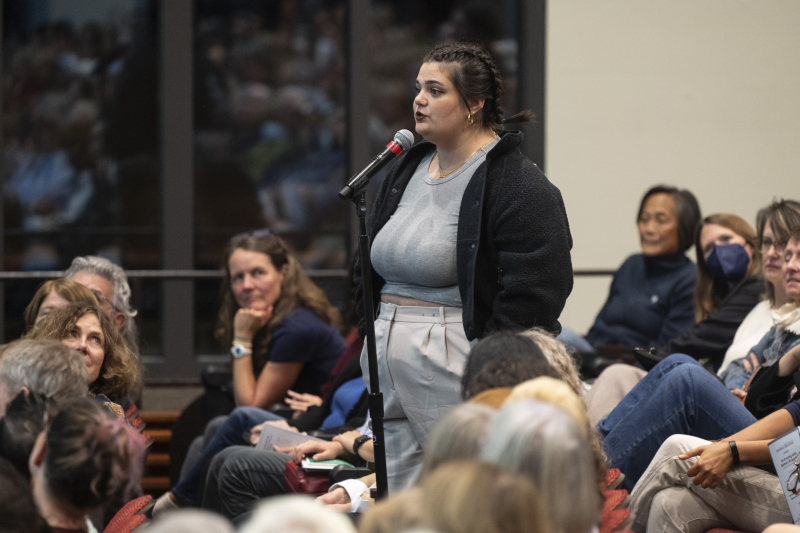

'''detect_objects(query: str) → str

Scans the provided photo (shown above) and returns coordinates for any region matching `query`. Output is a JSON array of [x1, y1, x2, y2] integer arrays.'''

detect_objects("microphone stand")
[[351, 191, 389, 500]]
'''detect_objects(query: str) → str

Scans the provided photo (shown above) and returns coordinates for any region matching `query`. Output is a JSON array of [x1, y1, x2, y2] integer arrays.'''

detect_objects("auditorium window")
[[192, 1, 350, 354], [1, 0, 162, 353]]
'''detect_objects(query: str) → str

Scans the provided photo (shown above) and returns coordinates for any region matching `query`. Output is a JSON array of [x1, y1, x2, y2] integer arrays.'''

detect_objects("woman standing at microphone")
[[355, 41, 574, 492]]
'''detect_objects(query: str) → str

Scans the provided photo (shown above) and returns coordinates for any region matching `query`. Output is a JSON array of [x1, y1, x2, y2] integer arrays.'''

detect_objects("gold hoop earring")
[[467, 112, 474, 125]]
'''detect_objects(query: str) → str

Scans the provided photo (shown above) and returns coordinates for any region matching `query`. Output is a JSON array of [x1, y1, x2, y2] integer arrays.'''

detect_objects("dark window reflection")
[[193, 0, 348, 354], [2, 0, 161, 353]]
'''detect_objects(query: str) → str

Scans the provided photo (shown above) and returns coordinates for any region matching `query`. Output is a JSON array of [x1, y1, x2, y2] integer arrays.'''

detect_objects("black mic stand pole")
[[352, 191, 389, 500]]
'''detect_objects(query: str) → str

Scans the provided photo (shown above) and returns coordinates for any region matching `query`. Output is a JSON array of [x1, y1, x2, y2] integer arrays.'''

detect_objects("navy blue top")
[[585, 253, 697, 348], [253, 308, 346, 396], [785, 398, 800, 426]]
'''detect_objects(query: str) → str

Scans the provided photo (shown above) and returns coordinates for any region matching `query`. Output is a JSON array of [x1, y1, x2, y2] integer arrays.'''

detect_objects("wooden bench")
[[140, 411, 181, 497]]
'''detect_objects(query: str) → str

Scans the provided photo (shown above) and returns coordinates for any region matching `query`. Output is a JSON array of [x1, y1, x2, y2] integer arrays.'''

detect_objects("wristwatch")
[[352, 434, 371, 456], [231, 343, 253, 359]]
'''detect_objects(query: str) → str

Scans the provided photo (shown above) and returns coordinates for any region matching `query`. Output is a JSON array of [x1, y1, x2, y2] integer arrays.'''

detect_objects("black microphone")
[[339, 129, 414, 200]]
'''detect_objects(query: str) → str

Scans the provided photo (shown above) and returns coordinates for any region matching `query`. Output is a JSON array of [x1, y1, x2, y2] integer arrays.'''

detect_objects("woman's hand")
[[730, 389, 748, 406], [285, 390, 323, 416], [680, 442, 734, 489], [316, 487, 352, 512], [274, 440, 345, 464], [249, 423, 265, 446], [233, 307, 271, 340], [741, 352, 761, 373]]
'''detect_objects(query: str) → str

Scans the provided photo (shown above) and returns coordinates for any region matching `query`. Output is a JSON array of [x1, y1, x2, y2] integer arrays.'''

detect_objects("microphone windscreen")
[[394, 129, 414, 151]]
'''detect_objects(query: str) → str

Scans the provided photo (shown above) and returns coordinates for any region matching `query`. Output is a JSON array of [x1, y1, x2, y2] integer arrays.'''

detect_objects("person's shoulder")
[[279, 308, 338, 336]]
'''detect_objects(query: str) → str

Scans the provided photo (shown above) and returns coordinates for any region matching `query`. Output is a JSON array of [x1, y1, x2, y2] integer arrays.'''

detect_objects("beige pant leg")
[[361, 304, 469, 494], [630, 434, 791, 533], [585, 364, 647, 426]]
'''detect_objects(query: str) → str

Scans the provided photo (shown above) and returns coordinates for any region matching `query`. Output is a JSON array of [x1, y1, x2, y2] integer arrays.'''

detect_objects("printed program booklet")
[[254, 424, 323, 451], [768, 427, 800, 524]]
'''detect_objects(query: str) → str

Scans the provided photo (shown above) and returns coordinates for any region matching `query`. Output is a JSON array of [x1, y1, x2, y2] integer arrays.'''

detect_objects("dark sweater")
[[585, 253, 697, 348], [659, 274, 764, 371], [355, 130, 573, 340]]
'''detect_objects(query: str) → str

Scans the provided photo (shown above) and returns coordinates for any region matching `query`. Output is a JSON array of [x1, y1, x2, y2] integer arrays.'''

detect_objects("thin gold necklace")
[[434, 136, 497, 178]]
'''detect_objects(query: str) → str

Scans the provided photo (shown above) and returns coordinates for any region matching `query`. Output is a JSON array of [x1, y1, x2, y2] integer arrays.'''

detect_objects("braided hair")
[[423, 41, 534, 132]]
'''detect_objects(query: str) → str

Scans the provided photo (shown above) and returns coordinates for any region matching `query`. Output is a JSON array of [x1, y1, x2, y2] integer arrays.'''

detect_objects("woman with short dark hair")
[[561, 185, 702, 352]]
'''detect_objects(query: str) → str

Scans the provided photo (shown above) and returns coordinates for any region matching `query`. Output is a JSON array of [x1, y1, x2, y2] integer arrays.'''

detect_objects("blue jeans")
[[597, 354, 756, 491], [556, 327, 595, 353], [172, 406, 284, 506]]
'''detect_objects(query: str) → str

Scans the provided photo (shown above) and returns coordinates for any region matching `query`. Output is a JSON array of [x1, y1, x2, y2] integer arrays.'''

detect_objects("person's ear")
[[280, 264, 289, 277], [19, 386, 30, 397], [114, 312, 126, 331], [468, 98, 486, 117]]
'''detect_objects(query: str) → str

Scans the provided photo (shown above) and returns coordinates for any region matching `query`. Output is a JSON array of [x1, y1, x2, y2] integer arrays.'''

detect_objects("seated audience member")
[[195, 415, 374, 520], [716, 199, 800, 373], [482, 400, 602, 533], [239, 496, 357, 533], [65, 256, 140, 354], [0, 457, 48, 533], [586, 210, 771, 423], [22, 279, 98, 332], [504, 377, 608, 490], [522, 328, 585, 398], [28, 398, 145, 532], [560, 185, 701, 352], [599, 230, 800, 491], [155, 354, 366, 514], [0, 339, 89, 418], [214, 230, 346, 409], [318, 403, 496, 513], [0, 392, 50, 477], [361, 461, 549, 533], [24, 304, 139, 417], [659, 212, 763, 367], [460, 331, 560, 401]]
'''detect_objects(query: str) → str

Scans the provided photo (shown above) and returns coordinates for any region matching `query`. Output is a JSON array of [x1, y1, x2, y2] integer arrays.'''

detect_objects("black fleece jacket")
[[354, 130, 574, 341]]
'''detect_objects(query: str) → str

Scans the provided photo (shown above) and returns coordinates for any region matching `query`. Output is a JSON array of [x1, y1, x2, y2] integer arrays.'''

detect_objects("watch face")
[[231, 344, 251, 358]]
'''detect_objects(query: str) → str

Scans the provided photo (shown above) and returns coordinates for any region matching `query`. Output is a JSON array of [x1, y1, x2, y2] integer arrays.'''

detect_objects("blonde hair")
[[418, 461, 550, 533], [23, 279, 98, 332], [521, 328, 584, 399], [359, 487, 423, 533], [506, 377, 587, 434]]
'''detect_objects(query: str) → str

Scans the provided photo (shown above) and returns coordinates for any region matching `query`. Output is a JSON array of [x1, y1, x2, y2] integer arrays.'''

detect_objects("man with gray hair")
[[65, 255, 139, 354], [0, 339, 89, 417]]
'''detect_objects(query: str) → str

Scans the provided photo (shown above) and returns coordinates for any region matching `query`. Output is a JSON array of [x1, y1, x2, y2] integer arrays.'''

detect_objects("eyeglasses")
[[231, 228, 273, 242], [89, 289, 119, 313], [760, 237, 785, 252]]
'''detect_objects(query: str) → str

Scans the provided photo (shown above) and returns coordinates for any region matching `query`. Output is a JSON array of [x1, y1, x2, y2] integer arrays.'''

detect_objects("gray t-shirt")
[[371, 138, 499, 307]]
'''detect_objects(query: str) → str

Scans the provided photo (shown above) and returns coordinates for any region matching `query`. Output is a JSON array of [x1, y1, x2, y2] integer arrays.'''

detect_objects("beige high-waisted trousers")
[[360, 302, 471, 493]]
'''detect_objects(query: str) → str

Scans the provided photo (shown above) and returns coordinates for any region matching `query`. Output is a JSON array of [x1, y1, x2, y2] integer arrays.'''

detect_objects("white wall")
[[547, 0, 800, 333]]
